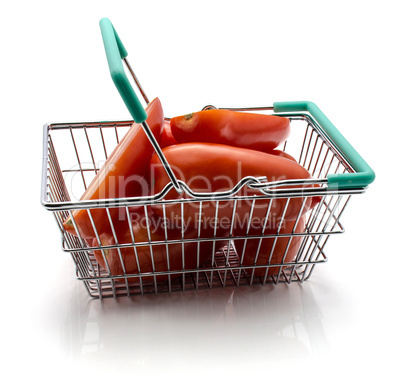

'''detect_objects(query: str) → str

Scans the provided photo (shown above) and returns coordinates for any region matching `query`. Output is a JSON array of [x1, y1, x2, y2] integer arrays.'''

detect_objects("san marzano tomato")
[[170, 109, 291, 152]]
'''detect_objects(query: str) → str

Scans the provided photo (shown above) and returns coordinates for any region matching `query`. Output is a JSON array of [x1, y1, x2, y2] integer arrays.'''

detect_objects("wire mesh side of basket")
[[60, 196, 349, 299], [43, 112, 356, 299]]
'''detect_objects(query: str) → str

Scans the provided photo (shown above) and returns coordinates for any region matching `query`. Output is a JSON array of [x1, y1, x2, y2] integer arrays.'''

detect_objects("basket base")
[[75, 242, 323, 299]]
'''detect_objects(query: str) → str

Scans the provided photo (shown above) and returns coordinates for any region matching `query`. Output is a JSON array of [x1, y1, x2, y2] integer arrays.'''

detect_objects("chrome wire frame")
[[42, 110, 362, 299]]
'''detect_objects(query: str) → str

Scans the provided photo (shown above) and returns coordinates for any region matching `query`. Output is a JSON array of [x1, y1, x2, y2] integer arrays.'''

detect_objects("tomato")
[[233, 215, 307, 277], [269, 149, 297, 163], [170, 109, 290, 152], [150, 143, 319, 233], [92, 208, 227, 283], [63, 97, 165, 240], [159, 120, 178, 148]]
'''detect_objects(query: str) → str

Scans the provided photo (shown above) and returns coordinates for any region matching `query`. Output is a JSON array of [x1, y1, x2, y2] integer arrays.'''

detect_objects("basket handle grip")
[[273, 101, 375, 190], [99, 18, 147, 123], [99, 18, 182, 193]]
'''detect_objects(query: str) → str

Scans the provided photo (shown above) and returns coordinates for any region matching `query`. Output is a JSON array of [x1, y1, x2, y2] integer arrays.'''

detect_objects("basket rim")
[[41, 111, 368, 212]]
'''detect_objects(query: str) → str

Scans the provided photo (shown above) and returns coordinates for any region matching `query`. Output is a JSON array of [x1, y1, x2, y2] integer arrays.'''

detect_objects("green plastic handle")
[[99, 18, 148, 123], [273, 101, 375, 190]]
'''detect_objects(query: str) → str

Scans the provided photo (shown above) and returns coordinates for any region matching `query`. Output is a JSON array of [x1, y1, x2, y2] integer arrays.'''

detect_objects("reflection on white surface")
[[61, 281, 329, 372]]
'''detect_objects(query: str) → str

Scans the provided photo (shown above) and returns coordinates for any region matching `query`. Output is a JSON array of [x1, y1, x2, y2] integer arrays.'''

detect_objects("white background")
[[1, 0, 400, 386]]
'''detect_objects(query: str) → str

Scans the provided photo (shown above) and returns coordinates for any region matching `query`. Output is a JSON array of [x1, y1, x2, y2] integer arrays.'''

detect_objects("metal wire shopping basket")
[[41, 19, 375, 299]]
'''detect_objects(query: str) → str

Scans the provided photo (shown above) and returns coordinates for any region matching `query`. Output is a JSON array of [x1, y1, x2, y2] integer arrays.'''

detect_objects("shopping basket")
[[41, 19, 375, 299]]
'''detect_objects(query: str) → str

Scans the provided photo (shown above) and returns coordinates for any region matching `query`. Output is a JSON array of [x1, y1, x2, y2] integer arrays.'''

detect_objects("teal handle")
[[99, 18, 147, 123], [273, 101, 375, 189]]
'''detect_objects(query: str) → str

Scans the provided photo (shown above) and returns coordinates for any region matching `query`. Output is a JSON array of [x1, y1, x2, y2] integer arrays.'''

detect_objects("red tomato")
[[170, 109, 291, 152], [150, 143, 319, 232], [92, 208, 227, 283], [234, 215, 307, 277], [159, 120, 178, 148], [269, 149, 297, 163], [63, 98, 164, 240]]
